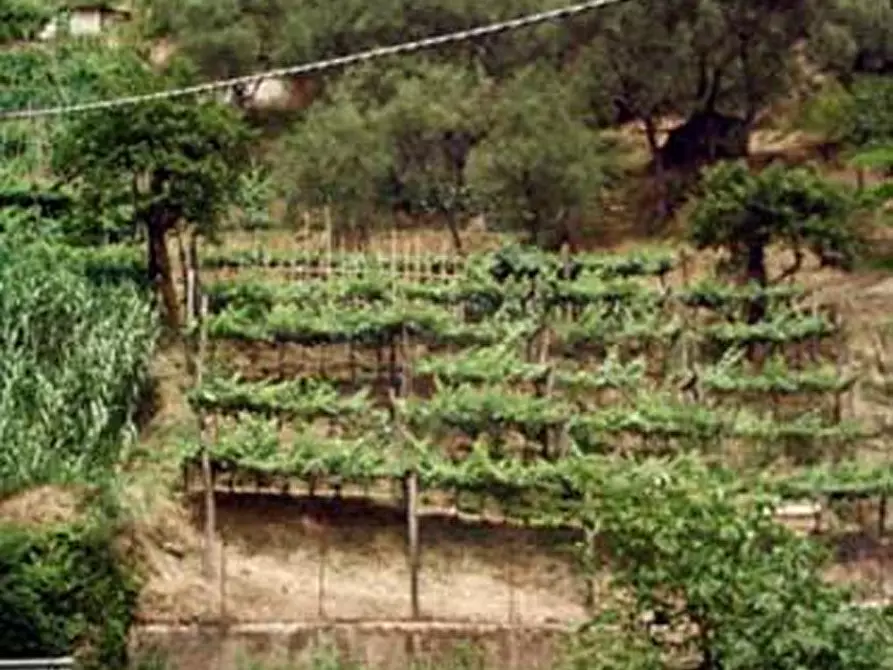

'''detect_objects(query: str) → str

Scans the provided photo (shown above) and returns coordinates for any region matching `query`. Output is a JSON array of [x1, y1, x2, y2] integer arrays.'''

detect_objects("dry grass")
[[0, 485, 84, 528]]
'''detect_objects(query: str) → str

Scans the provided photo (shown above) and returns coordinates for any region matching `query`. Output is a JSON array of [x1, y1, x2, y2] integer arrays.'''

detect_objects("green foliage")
[[814, 0, 893, 74], [0, 40, 154, 111], [280, 79, 391, 230], [837, 76, 893, 150], [54, 99, 251, 235], [229, 163, 277, 232], [0, 239, 157, 495], [0, 0, 54, 44], [54, 97, 251, 324], [690, 161, 861, 281], [376, 61, 489, 249], [189, 375, 372, 418], [466, 68, 614, 249], [0, 522, 140, 669], [280, 60, 493, 248], [574, 461, 893, 670], [141, 0, 574, 82], [573, 0, 819, 163]]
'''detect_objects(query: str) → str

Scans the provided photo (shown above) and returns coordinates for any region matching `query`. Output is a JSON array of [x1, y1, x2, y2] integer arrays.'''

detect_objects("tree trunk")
[[445, 212, 464, 254], [644, 117, 669, 225], [189, 231, 201, 314], [746, 242, 768, 324], [148, 222, 180, 328], [660, 111, 749, 171]]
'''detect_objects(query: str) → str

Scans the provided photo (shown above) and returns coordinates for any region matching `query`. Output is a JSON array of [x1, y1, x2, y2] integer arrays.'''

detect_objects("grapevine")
[[188, 374, 376, 418]]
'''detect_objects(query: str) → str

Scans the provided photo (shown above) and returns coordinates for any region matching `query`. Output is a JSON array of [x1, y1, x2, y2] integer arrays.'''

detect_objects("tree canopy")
[[689, 161, 861, 288], [53, 99, 251, 325]]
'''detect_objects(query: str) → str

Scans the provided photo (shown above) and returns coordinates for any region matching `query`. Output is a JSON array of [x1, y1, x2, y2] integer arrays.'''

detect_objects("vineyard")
[[170, 241, 893, 620]]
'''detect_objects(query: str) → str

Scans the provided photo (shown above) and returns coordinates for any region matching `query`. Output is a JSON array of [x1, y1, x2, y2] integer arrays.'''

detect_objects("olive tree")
[[281, 60, 491, 250], [466, 68, 615, 250], [810, 0, 893, 75], [0, 0, 51, 43], [141, 0, 575, 84], [278, 82, 391, 247], [575, 0, 822, 169], [376, 61, 490, 252], [53, 99, 251, 327]]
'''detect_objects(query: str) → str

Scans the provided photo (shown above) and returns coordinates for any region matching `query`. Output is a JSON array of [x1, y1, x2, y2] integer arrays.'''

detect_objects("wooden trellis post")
[[196, 295, 217, 581], [399, 320, 421, 620], [406, 467, 421, 619]]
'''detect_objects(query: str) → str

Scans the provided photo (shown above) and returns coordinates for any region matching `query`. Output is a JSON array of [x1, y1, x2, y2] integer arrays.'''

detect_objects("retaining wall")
[[132, 621, 571, 670]]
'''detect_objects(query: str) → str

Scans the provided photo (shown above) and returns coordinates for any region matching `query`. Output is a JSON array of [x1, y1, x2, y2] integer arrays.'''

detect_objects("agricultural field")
[[5, 0, 893, 666], [122, 234, 893, 630]]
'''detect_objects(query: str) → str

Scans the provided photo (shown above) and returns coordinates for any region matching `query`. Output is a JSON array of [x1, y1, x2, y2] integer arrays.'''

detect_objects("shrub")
[[0, 523, 140, 669]]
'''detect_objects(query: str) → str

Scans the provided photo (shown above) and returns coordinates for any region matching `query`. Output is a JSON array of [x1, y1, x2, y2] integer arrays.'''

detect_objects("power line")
[[0, 0, 626, 121]]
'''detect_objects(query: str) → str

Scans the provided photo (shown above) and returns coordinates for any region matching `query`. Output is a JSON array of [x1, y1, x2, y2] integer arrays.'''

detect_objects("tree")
[[53, 100, 251, 327], [575, 0, 820, 169], [689, 162, 860, 293], [570, 458, 892, 670], [466, 67, 614, 250], [139, 0, 298, 106], [278, 80, 392, 247], [811, 0, 893, 75], [140, 0, 576, 85], [376, 61, 490, 252]]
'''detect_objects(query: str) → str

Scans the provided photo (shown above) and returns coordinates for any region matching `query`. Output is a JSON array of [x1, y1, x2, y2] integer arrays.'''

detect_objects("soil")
[[136, 490, 588, 625]]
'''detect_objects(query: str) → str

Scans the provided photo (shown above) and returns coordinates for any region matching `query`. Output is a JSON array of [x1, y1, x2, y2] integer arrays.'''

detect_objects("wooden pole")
[[406, 470, 421, 620], [401, 324, 421, 620], [318, 534, 328, 620], [186, 266, 196, 329], [583, 526, 597, 615], [218, 537, 227, 621], [324, 206, 333, 279], [197, 295, 217, 581]]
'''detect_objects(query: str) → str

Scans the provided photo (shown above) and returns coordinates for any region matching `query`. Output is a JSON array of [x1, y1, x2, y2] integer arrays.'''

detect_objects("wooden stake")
[[219, 537, 227, 621], [197, 295, 217, 581], [583, 526, 597, 615], [400, 323, 421, 620], [186, 267, 196, 330], [324, 206, 333, 279], [538, 327, 555, 458], [406, 470, 420, 620], [318, 534, 328, 620], [507, 551, 516, 624], [390, 228, 397, 276]]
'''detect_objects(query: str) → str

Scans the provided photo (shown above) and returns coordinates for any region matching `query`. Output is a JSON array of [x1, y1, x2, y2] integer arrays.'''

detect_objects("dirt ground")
[[136, 490, 588, 625]]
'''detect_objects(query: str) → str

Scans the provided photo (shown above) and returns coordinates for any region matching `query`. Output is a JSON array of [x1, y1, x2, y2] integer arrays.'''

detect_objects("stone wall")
[[132, 621, 571, 670]]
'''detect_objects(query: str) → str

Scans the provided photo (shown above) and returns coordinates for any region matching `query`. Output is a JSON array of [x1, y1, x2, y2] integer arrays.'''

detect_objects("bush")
[[0, 523, 140, 669]]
